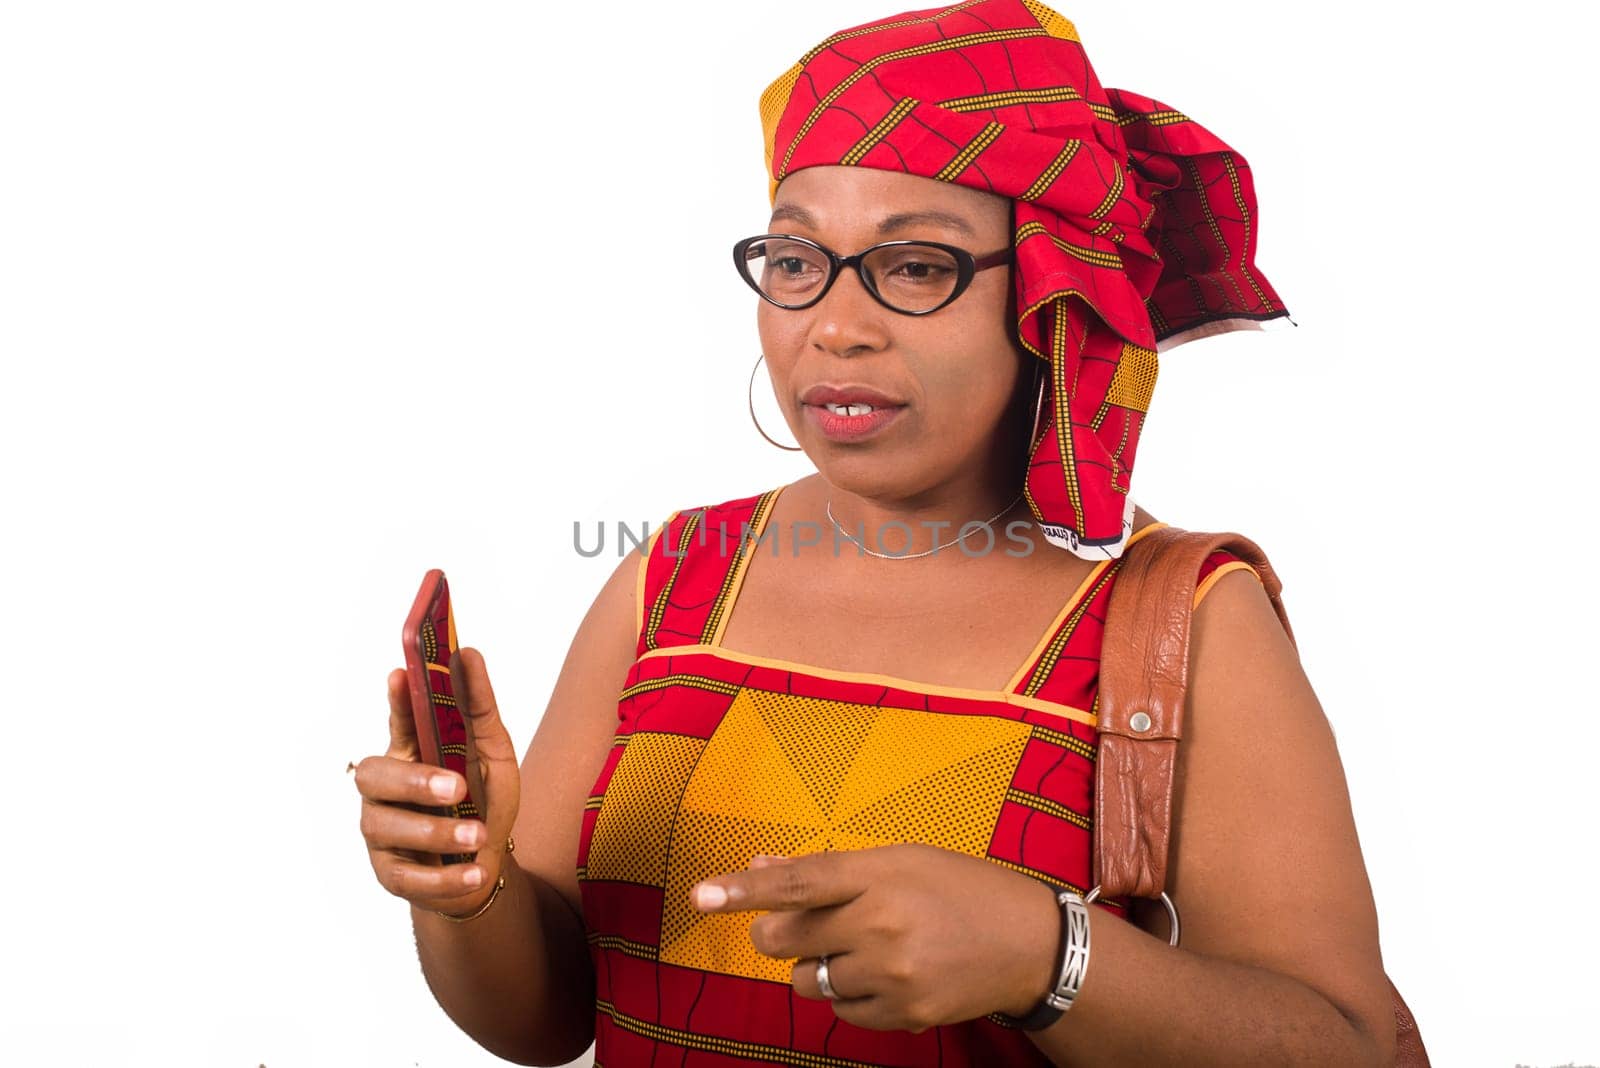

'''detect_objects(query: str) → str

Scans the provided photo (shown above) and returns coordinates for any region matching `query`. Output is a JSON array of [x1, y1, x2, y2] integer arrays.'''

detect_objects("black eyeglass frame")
[[732, 233, 1015, 316]]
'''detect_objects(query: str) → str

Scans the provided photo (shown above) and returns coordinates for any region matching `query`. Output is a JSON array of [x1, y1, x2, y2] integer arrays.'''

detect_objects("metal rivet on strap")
[[1129, 711, 1152, 733]]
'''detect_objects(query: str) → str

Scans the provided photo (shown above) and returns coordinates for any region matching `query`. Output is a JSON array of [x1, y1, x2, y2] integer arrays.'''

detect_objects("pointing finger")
[[692, 851, 867, 914]]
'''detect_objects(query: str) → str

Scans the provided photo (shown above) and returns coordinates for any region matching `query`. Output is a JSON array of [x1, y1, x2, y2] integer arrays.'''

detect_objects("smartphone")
[[402, 569, 487, 864]]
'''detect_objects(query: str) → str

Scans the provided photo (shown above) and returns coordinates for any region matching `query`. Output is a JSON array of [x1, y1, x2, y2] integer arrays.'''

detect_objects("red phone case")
[[402, 569, 486, 864]]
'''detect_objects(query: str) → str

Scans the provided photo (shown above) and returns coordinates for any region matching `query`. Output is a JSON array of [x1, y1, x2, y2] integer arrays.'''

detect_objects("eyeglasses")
[[732, 233, 1013, 316]]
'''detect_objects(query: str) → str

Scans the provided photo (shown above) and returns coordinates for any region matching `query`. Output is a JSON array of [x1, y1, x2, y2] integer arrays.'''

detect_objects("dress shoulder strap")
[[635, 487, 783, 658], [1007, 521, 1173, 709]]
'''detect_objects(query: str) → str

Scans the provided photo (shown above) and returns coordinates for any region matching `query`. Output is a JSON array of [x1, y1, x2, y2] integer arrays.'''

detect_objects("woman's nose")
[[807, 265, 891, 357]]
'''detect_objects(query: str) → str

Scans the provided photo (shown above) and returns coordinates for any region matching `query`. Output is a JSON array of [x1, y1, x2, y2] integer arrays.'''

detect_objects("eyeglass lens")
[[739, 238, 962, 314]]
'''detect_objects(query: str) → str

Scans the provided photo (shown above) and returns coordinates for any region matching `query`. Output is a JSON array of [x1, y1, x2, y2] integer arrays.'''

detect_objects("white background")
[[2, 1, 1593, 1065]]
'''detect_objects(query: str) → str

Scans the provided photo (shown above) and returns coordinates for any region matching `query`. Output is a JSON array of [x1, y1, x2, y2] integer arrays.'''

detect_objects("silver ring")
[[815, 955, 838, 1000]]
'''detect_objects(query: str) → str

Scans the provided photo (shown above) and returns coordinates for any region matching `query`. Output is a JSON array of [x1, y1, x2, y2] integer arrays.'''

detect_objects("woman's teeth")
[[824, 403, 875, 416]]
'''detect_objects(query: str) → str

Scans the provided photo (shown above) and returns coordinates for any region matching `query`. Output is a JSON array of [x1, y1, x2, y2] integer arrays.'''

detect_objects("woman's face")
[[756, 166, 1030, 501]]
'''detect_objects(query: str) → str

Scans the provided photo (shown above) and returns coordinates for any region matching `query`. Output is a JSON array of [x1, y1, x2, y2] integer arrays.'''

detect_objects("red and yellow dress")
[[577, 485, 1253, 1066]]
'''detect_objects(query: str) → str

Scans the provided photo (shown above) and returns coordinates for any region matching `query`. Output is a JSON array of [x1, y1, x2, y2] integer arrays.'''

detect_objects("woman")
[[354, 2, 1398, 1064]]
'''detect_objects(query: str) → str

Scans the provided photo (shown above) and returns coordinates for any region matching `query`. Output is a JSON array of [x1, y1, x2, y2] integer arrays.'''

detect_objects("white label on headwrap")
[[1040, 496, 1137, 561], [1040, 524, 1080, 549]]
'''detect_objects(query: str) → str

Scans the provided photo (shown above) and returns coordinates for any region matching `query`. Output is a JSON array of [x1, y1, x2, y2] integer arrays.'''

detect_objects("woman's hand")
[[691, 844, 1063, 1032], [354, 647, 522, 917]]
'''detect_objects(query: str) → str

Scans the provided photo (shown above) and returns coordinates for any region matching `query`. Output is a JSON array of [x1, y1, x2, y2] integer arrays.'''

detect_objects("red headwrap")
[[760, 0, 1292, 559]]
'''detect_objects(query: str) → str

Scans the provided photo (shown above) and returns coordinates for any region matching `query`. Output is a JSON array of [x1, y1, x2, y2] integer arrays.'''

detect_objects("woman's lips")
[[803, 403, 904, 442]]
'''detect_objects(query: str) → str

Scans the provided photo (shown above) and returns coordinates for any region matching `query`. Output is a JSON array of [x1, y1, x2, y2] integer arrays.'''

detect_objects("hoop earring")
[[1029, 359, 1048, 447], [749, 354, 804, 452]]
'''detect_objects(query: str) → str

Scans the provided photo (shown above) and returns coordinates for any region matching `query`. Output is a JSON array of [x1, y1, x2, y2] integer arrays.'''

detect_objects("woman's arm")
[[411, 848, 594, 1065], [407, 550, 640, 1065], [1022, 567, 1397, 1066]]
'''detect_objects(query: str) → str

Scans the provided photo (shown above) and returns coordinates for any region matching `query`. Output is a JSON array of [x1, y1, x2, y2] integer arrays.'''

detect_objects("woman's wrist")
[[429, 835, 515, 921], [998, 874, 1073, 1018], [408, 857, 597, 1064], [996, 880, 1099, 1028]]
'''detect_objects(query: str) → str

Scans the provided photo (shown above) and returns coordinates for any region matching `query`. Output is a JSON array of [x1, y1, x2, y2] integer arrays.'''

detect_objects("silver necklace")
[[825, 492, 1026, 560]]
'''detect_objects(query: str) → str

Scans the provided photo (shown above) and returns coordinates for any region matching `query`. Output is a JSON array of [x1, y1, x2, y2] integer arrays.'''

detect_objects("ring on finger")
[[816, 955, 839, 1000]]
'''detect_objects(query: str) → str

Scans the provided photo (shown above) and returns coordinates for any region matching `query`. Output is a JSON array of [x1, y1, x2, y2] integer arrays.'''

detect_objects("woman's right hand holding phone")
[[355, 647, 521, 918]]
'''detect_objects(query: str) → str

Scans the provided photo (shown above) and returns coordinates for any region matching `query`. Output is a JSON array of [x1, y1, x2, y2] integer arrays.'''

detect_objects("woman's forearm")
[[1023, 906, 1389, 1067], [410, 860, 595, 1066]]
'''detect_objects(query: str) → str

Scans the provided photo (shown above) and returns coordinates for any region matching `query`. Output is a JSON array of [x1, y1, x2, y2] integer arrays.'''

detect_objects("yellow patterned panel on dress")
[[659, 689, 1031, 982], [585, 733, 706, 886]]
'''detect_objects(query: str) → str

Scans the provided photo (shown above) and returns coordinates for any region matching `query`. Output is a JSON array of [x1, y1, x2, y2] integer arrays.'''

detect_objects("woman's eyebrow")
[[768, 204, 818, 229], [768, 204, 977, 238], [874, 210, 976, 238]]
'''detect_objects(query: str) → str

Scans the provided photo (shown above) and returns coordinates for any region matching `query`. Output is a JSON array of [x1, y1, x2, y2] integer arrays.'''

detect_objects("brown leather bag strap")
[[1093, 525, 1289, 899], [1093, 526, 1431, 1065]]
